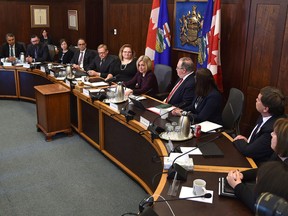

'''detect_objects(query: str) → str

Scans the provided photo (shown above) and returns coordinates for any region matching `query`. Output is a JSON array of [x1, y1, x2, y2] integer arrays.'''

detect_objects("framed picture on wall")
[[173, 0, 207, 53], [68, 10, 78, 31], [30, 5, 50, 28]]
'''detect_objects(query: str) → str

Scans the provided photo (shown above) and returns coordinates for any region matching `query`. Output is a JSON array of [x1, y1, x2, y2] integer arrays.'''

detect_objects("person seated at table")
[[233, 86, 285, 165], [226, 118, 288, 211], [1, 33, 25, 62], [227, 161, 288, 212], [123, 55, 158, 97], [86, 44, 116, 78], [58, 39, 74, 64], [26, 34, 50, 63], [172, 68, 222, 124], [70, 38, 96, 71], [40, 29, 53, 45], [164, 57, 195, 109], [105, 44, 137, 82]]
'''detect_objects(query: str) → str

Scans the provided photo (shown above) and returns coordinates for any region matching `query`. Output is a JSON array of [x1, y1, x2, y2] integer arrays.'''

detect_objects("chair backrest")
[[18, 42, 26, 52], [154, 64, 172, 93], [47, 44, 56, 61], [222, 88, 245, 135]]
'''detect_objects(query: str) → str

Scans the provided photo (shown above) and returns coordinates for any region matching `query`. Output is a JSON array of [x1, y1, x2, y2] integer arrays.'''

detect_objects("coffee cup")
[[193, 179, 206, 196]]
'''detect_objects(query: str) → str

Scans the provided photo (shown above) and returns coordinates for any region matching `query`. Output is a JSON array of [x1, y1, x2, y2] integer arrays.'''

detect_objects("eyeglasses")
[[176, 67, 183, 70], [78, 43, 86, 46], [123, 51, 132, 53]]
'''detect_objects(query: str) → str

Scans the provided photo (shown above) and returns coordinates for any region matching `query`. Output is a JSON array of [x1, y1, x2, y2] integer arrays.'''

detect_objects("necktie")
[[249, 118, 263, 142], [34, 47, 38, 59], [78, 52, 84, 65], [10, 45, 14, 57], [166, 78, 183, 102], [100, 59, 104, 67]]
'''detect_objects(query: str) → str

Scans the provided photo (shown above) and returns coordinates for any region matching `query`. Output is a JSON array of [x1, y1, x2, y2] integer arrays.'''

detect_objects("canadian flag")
[[145, 0, 171, 66]]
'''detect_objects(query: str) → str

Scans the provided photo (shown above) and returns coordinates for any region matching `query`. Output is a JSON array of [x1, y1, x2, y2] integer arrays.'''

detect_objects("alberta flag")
[[145, 0, 171, 66], [197, 0, 223, 92]]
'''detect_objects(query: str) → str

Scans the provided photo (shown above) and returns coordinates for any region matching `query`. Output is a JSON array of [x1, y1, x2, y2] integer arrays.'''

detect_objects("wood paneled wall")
[[0, 0, 287, 135]]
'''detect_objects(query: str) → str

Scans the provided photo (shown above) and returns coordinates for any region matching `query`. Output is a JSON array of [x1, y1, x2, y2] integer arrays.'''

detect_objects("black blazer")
[[58, 49, 74, 64], [167, 72, 196, 109], [233, 115, 284, 164], [184, 88, 223, 124], [1, 42, 25, 58], [26, 42, 50, 62], [87, 55, 116, 78], [70, 49, 96, 71]]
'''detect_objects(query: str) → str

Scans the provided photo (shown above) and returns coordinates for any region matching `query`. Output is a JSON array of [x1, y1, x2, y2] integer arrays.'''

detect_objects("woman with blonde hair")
[[106, 44, 137, 82], [124, 55, 158, 97]]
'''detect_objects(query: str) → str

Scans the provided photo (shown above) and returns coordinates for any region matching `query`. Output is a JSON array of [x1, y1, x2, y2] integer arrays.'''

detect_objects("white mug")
[[193, 179, 206, 196]]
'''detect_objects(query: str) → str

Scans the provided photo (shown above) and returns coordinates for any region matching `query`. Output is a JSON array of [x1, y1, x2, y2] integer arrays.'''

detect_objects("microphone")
[[105, 74, 119, 84], [120, 89, 152, 122], [167, 134, 223, 181], [139, 193, 212, 213]]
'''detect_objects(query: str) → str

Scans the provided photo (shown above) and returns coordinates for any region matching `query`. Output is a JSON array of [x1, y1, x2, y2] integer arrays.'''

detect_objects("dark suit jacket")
[[167, 72, 195, 109], [87, 55, 116, 78], [70, 49, 96, 71], [58, 49, 74, 64], [26, 42, 50, 62], [1, 42, 25, 58], [233, 115, 283, 164], [184, 88, 223, 124]]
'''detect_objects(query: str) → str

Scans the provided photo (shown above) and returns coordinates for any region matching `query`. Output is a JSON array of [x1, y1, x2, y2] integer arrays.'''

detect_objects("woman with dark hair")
[[172, 68, 222, 124], [106, 44, 137, 82], [58, 39, 74, 64], [226, 118, 288, 212], [40, 29, 53, 45], [124, 55, 158, 97]]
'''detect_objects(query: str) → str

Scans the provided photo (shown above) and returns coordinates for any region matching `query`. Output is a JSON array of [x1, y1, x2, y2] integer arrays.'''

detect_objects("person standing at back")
[[1, 33, 25, 61], [87, 44, 116, 78], [164, 57, 195, 109], [70, 38, 96, 71], [233, 86, 286, 165]]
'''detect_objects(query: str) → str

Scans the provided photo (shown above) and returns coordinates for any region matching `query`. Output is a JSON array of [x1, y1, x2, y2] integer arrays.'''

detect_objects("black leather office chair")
[[47, 44, 56, 61], [222, 88, 244, 137], [154, 64, 172, 100]]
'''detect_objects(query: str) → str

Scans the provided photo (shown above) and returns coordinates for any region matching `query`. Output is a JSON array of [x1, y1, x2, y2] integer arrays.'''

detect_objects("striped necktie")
[[166, 78, 183, 102]]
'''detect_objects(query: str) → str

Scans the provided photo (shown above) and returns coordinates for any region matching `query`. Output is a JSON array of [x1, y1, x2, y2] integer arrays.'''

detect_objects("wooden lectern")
[[34, 83, 72, 141]]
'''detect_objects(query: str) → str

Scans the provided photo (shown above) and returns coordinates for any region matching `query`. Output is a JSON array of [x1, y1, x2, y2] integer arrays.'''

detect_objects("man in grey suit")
[[87, 44, 116, 78]]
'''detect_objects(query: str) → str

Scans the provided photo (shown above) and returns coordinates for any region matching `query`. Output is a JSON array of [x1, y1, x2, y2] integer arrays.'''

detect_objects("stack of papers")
[[164, 153, 194, 170], [191, 121, 222, 133]]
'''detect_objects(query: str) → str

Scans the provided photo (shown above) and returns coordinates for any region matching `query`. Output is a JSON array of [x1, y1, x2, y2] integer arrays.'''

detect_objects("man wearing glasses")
[[26, 35, 50, 63], [165, 57, 196, 109], [70, 38, 96, 71], [86, 44, 116, 78]]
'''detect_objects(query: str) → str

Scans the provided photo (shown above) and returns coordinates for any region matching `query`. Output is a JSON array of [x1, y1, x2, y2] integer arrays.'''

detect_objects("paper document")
[[179, 186, 213, 204], [180, 147, 202, 155], [147, 106, 175, 115], [192, 121, 222, 133], [84, 81, 109, 87]]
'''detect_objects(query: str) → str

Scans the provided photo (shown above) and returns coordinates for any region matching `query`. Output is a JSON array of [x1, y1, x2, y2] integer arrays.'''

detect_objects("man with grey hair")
[[165, 57, 195, 109]]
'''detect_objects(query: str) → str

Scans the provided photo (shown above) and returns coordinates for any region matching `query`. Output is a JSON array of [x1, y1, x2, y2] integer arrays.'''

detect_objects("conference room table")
[[0, 65, 256, 215]]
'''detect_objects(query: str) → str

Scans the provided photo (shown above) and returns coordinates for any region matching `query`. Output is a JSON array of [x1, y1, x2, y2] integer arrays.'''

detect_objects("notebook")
[[197, 142, 224, 157]]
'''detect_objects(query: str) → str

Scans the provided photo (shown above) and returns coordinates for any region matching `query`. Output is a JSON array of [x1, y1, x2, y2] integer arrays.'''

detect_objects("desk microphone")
[[167, 134, 223, 181], [120, 89, 152, 122], [139, 193, 212, 213], [105, 74, 119, 85]]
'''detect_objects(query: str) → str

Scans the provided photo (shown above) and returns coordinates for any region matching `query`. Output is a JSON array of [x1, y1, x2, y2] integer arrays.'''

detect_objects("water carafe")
[[115, 82, 124, 102], [178, 111, 191, 138]]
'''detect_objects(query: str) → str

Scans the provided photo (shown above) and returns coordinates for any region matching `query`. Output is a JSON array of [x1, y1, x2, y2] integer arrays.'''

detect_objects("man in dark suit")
[[1, 33, 25, 61], [70, 38, 96, 71], [26, 35, 50, 63], [165, 57, 195, 109], [233, 86, 285, 165], [86, 44, 116, 78]]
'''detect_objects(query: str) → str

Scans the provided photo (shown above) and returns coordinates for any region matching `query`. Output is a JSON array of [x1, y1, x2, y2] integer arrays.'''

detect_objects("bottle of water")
[[20, 52, 25, 63]]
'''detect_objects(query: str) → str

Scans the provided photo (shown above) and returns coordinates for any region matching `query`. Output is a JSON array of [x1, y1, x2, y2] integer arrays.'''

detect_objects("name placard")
[[140, 116, 150, 129]]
